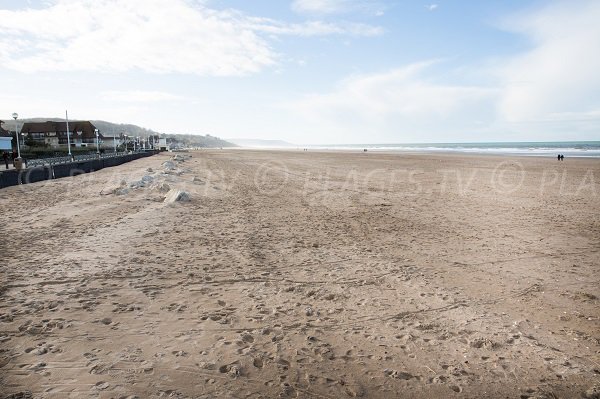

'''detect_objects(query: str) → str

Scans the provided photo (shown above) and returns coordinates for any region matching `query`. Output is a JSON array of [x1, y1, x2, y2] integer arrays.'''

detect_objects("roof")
[[19, 121, 103, 139]]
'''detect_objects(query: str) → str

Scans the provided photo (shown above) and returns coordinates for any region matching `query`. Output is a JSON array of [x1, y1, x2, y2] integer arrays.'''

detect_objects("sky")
[[0, 0, 599, 144]]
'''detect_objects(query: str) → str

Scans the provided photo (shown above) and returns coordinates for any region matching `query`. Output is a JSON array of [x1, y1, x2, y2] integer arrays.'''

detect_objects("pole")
[[95, 129, 99, 154], [12, 114, 21, 159], [65, 110, 71, 156]]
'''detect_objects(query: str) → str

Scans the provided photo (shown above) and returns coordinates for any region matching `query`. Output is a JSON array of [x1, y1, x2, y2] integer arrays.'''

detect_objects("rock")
[[172, 154, 191, 162], [162, 161, 176, 170], [219, 363, 241, 378], [115, 188, 130, 196], [141, 175, 154, 183], [146, 167, 154, 172], [129, 180, 145, 188], [228, 365, 241, 378], [164, 168, 185, 176], [151, 182, 171, 193], [164, 189, 191, 203]]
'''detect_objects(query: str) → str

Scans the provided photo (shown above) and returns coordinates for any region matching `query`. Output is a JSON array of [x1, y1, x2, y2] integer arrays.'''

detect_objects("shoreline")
[[224, 146, 600, 158], [224, 146, 600, 160]]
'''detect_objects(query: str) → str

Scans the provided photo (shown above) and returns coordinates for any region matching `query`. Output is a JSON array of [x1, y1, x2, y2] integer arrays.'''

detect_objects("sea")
[[306, 141, 600, 158]]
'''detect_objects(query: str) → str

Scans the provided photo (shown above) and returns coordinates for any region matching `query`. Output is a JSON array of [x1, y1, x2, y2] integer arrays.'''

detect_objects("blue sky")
[[0, 0, 599, 144]]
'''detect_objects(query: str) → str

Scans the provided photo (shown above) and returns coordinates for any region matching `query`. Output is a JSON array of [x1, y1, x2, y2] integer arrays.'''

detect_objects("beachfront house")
[[100, 132, 123, 149], [157, 137, 169, 151], [19, 121, 102, 148]]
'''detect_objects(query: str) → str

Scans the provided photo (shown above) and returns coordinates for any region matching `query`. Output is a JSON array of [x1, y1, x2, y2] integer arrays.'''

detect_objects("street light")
[[94, 128, 100, 154], [65, 110, 72, 157], [11, 112, 21, 159]]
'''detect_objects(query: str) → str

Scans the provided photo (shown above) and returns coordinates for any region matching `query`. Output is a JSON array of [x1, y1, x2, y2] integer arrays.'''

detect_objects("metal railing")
[[25, 151, 143, 168]]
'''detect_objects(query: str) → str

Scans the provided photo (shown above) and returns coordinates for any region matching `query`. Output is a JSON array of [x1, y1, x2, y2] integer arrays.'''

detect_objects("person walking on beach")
[[558, 154, 561, 161], [2, 151, 8, 169]]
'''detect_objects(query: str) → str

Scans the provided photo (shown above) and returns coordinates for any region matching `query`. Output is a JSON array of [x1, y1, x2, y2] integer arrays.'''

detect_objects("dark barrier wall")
[[52, 163, 74, 179], [74, 161, 92, 174], [89, 159, 104, 172], [1, 152, 157, 189], [20, 166, 52, 185], [0, 169, 20, 189], [102, 157, 118, 168]]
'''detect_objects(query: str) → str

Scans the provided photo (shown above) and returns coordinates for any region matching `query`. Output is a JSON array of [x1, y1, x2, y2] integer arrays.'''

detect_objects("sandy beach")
[[0, 149, 598, 398]]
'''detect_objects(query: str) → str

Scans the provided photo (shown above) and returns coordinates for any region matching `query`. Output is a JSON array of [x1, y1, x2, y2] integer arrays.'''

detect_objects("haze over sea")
[[307, 141, 600, 157]]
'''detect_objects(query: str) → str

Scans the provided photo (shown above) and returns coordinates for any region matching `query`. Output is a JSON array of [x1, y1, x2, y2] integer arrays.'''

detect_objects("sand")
[[0, 149, 598, 398]]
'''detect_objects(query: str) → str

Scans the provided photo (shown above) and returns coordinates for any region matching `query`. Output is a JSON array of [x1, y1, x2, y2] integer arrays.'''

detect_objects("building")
[[0, 121, 12, 151], [19, 121, 102, 148], [99, 133, 122, 149], [157, 137, 169, 151], [0, 120, 10, 136]]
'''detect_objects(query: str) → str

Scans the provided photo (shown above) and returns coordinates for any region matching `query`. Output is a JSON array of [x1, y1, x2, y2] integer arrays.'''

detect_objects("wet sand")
[[0, 150, 599, 398]]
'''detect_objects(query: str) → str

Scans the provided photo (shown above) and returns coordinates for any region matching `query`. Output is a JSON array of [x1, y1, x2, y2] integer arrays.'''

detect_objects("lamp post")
[[94, 128, 100, 154], [65, 110, 72, 158], [11, 112, 21, 159]]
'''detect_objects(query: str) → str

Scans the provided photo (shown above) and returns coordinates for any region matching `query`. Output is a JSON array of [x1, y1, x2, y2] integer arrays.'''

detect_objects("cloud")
[[100, 90, 183, 103], [0, 0, 381, 76], [425, 4, 438, 11], [291, 0, 384, 16], [286, 61, 496, 141], [247, 18, 383, 37], [497, 1, 600, 127]]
